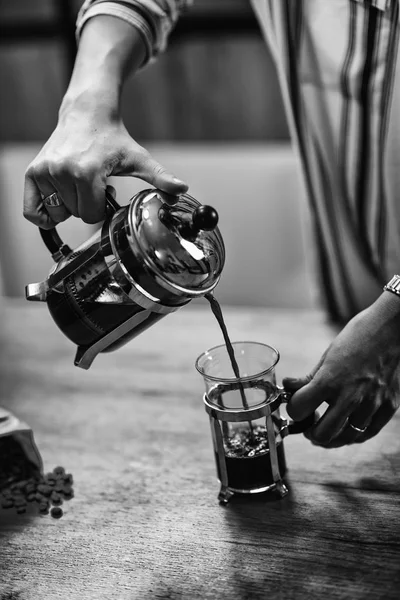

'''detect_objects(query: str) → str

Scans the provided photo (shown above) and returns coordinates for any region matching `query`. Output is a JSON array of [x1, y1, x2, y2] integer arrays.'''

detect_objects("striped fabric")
[[249, 0, 400, 322], [77, 0, 400, 322]]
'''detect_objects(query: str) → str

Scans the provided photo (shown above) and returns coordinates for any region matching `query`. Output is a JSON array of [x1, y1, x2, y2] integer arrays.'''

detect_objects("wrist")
[[60, 15, 147, 121], [367, 285, 400, 332], [59, 84, 121, 123]]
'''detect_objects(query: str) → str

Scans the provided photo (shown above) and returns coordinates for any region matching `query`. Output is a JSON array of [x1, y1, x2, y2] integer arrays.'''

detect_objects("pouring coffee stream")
[[205, 292, 250, 409], [204, 292, 255, 437]]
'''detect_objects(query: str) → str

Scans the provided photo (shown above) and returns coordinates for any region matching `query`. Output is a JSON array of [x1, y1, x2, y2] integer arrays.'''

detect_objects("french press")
[[26, 189, 225, 369], [196, 342, 315, 504]]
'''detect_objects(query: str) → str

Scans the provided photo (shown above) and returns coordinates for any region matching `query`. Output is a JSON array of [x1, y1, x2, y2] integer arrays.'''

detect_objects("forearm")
[[60, 15, 146, 120]]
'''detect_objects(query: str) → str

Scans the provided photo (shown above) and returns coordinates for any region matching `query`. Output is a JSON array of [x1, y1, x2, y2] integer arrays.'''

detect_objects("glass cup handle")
[[39, 191, 120, 262], [277, 385, 317, 434]]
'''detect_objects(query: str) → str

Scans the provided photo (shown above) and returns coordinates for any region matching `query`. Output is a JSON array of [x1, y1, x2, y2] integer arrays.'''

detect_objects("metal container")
[[26, 189, 225, 369]]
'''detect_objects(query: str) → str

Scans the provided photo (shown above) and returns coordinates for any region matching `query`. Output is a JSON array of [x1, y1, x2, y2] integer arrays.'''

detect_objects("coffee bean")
[[50, 507, 63, 519], [53, 466, 65, 477], [50, 492, 63, 506], [62, 488, 74, 500], [41, 485, 52, 497]]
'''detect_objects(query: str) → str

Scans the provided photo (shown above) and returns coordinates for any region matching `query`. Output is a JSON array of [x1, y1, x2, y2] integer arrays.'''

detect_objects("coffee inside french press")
[[25, 189, 225, 369]]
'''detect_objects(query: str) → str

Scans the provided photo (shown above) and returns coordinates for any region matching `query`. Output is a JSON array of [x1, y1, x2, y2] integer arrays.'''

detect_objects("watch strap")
[[383, 274, 400, 297]]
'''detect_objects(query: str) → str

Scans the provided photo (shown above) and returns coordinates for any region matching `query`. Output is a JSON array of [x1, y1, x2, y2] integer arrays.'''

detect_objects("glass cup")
[[195, 341, 314, 504]]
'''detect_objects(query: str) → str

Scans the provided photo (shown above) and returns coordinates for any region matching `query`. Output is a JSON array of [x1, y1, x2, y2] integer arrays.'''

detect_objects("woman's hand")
[[283, 291, 400, 447], [23, 107, 188, 229], [23, 15, 188, 230]]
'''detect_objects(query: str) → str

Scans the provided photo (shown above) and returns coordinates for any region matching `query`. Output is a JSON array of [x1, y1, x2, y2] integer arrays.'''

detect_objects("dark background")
[[0, 0, 289, 142]]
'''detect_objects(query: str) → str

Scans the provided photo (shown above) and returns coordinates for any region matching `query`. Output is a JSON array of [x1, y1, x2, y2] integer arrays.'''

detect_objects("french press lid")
[[128, 190, 225, 296]]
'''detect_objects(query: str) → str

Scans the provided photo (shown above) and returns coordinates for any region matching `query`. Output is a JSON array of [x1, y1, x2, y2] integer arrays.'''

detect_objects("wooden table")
[[0, 300, 399, 600]]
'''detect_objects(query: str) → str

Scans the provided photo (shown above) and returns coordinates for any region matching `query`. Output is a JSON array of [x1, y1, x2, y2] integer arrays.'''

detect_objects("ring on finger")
[[348, 422, 367, 434], [43, 192, 63, 208]]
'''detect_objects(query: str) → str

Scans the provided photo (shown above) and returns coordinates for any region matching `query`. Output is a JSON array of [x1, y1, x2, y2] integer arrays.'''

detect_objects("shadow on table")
[[0, 503, 39, 535], [217, 473, 400, 600]]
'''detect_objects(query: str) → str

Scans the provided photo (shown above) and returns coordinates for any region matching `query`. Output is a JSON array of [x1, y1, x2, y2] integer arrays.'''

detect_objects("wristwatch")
[[383, 274, 400, 297]]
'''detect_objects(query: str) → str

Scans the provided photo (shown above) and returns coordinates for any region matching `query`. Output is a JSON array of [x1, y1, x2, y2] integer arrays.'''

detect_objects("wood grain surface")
[[0, 300, 399, 600]]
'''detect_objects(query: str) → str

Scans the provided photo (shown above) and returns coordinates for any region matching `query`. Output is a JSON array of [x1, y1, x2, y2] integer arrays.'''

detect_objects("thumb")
[[285, 376, 323, 421], [283, 348, 328, 419], [126, 146, 189, 197], [282, 376, 311, 393]]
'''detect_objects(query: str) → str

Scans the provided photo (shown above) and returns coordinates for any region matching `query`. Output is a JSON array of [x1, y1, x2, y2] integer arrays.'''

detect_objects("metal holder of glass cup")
[[203, 378, 314, 504]]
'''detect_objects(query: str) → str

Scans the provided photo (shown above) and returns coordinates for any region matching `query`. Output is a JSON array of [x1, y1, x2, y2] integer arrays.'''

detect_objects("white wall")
[[0, 143, 319, 308]]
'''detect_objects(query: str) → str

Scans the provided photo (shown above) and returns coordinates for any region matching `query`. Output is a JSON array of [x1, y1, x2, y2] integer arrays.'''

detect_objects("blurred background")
[[0, 0, 318, 308]]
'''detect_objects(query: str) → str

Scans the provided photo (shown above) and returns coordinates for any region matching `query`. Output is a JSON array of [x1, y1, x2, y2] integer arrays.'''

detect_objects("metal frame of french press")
[[203, 379, 290, 504], [26, 190, 223, 370]]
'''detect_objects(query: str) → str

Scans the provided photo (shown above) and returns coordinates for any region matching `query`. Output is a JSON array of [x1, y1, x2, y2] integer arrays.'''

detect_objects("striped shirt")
[[77, 0, 400, 322]]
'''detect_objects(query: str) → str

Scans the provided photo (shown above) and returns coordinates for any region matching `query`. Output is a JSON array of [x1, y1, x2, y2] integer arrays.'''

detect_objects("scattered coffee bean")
[[50, 507, 63, 519]]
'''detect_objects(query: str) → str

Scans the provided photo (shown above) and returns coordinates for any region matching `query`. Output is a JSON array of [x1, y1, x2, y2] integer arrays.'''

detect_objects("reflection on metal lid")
[[180, 238, 205, 260]]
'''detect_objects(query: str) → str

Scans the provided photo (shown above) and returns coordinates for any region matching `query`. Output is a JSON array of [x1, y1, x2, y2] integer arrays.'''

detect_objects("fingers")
[[284, 350, 329, 420], [24, 174, 54, 229], [286, 377, 328, 421], [24, 170, 72, 229], [304, 387, 398, 448], [34, 169, 72, 224], [24, 160, 75, 228], [306, 382, 366, 446], [282, 376, 312, 393], [129, 146, 188, 197], [304, 398, 357, 447], [348, 391, 380, 433], [24, 144, 188, 230], [355, 392, 399, 443], [24, 159, 107, 227], [76, 173, 106, 224]]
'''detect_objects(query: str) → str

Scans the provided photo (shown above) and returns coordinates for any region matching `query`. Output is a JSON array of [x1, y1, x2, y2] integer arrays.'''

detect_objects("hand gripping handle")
[[39, 192, 120, 262], [277, 386, 317, 434]]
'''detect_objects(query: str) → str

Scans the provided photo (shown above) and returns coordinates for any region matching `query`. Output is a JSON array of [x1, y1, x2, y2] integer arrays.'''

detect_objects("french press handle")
[[277, 386, 317, 434], [39, 192, 120, 261]]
